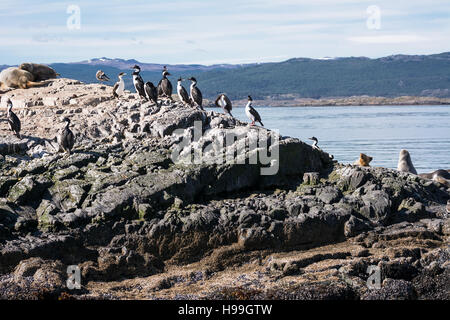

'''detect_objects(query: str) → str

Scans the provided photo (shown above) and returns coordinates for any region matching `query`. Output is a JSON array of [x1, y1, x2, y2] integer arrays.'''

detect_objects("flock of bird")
[[3, 64, 267, 156], [5, 98, 75, 154], [97, 65, 265, 126]]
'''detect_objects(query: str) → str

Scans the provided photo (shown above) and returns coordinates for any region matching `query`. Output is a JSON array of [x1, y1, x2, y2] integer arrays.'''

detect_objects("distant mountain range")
[[71, 57, 254, 72], [2, 52, 450, 99]]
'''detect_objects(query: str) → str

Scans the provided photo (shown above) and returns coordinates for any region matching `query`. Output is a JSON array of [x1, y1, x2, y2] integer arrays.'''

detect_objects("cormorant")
[[96, 70, 110, 82], [57, 117, 75, 154], [131, 65, 147, 101], [309, 137, 321, 150], [112, 72, 126, 99], [215, 93, 233, 116], [245, 95, 263, 126], [177, 78, 191, 106], [6, 99, 21, 138], [157, 69, 173, 101], [188, 77, 203, 110], [144, 81, 158, 106]]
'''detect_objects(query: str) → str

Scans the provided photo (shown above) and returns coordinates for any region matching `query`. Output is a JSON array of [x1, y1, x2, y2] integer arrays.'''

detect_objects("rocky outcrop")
[[0, 79, 448, 299]]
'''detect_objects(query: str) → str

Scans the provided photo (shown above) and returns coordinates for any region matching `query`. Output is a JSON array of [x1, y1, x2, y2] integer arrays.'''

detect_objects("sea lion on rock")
[[397, 149, 417, 174], [0, 67, 49, 90], [19, 63, 59, 81], [354, 153, 372, 167], [419, 169, 450, 187]]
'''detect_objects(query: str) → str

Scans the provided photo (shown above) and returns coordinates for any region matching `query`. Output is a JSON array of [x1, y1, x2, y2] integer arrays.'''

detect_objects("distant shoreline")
[[220, 95, 450, 107]]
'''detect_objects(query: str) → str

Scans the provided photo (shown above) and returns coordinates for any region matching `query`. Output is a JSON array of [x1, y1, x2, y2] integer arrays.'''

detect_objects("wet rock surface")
[[0, 79, 448, 300]]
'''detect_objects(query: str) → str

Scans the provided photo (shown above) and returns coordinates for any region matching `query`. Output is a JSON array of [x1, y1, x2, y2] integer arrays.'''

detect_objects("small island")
[[0, 79, 448, 299]]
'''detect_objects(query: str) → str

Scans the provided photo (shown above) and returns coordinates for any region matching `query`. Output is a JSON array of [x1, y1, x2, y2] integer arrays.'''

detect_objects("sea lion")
[[0, 67, 50, 90], [354, 153, 372, 167], [397, 149, 417, 174], [419, 169, 450, 187], [19, 63, 59, 81]]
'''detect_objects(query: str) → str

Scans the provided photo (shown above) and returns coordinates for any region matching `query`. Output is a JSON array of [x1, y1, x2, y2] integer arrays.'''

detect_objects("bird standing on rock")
[[96, 70, 110, 82], [6, 99, 21, 139], [144, 81, 158, 106], [112, 72, 126, 99], [177, 78, 191, 106], [215, 93, 233, 116], [309, 136, 321, 150], [188, 77, 203, 110], [157, 68, 173, 101], [57, 117, 75, 154], [245, 95, 263, 126], [131, 65, 147, 101]]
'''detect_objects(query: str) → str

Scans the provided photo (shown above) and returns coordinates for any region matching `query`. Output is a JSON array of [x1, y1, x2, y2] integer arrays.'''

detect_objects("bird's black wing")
[[224, 95, 232, 112], [145, 83, 158, 102], [135, 78, 146, 98], [192, 87, 202, 107], [157, 79, 164, 96], [144, 83, 151, 100], [151, 86, 158, 102], [112, 82, 119, 97], [214, 95, 221, 107], [249, 106, 263, 126], [9, 112, 21, 134], [65, 128, 75, 151], [179, 86, 190, 104], [165, 79, 173, 96]]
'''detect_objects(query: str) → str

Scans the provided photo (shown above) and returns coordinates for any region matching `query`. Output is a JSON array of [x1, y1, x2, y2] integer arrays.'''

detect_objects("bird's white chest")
[[117, 79, 124, 94], [245, 106, 254, 120], [218, 96, 226, 108], [132, 75, 141, 85]]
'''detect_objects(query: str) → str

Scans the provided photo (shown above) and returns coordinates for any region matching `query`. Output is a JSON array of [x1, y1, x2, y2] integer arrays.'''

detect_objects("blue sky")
[[1, 0, 449, 65]]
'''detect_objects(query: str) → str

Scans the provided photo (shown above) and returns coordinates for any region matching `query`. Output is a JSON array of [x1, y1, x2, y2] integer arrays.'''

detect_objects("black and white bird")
[[131, 65, 147, 101], [112, 72, 126, 99], [157, 69, 173, 101], [215, 93, 233, 116], [96, 70, 110, 82], [57, 117, 75, 154], [188, 77, 203, 110], [308, 136, 321, 150], [144, 81, 158, 106], [245, 96, 263, 126], [177, 78, 191, 106], [6, 99, 21, 139]]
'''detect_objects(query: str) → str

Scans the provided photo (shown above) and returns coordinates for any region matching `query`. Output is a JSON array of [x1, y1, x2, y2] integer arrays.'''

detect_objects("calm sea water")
[[230, 105, 450, 173]]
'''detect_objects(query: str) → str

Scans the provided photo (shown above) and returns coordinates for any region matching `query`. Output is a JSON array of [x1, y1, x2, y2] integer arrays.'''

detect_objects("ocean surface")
[[231, 105, 450, 173]]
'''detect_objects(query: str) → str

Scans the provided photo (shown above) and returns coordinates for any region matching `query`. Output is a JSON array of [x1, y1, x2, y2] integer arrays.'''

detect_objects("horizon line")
[[2, 51, 449, 68]]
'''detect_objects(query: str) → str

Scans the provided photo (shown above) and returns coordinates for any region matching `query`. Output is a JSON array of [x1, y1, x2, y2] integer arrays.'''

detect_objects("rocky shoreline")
[[0, 79, 448, 300], [231, 95, 450, 107]]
